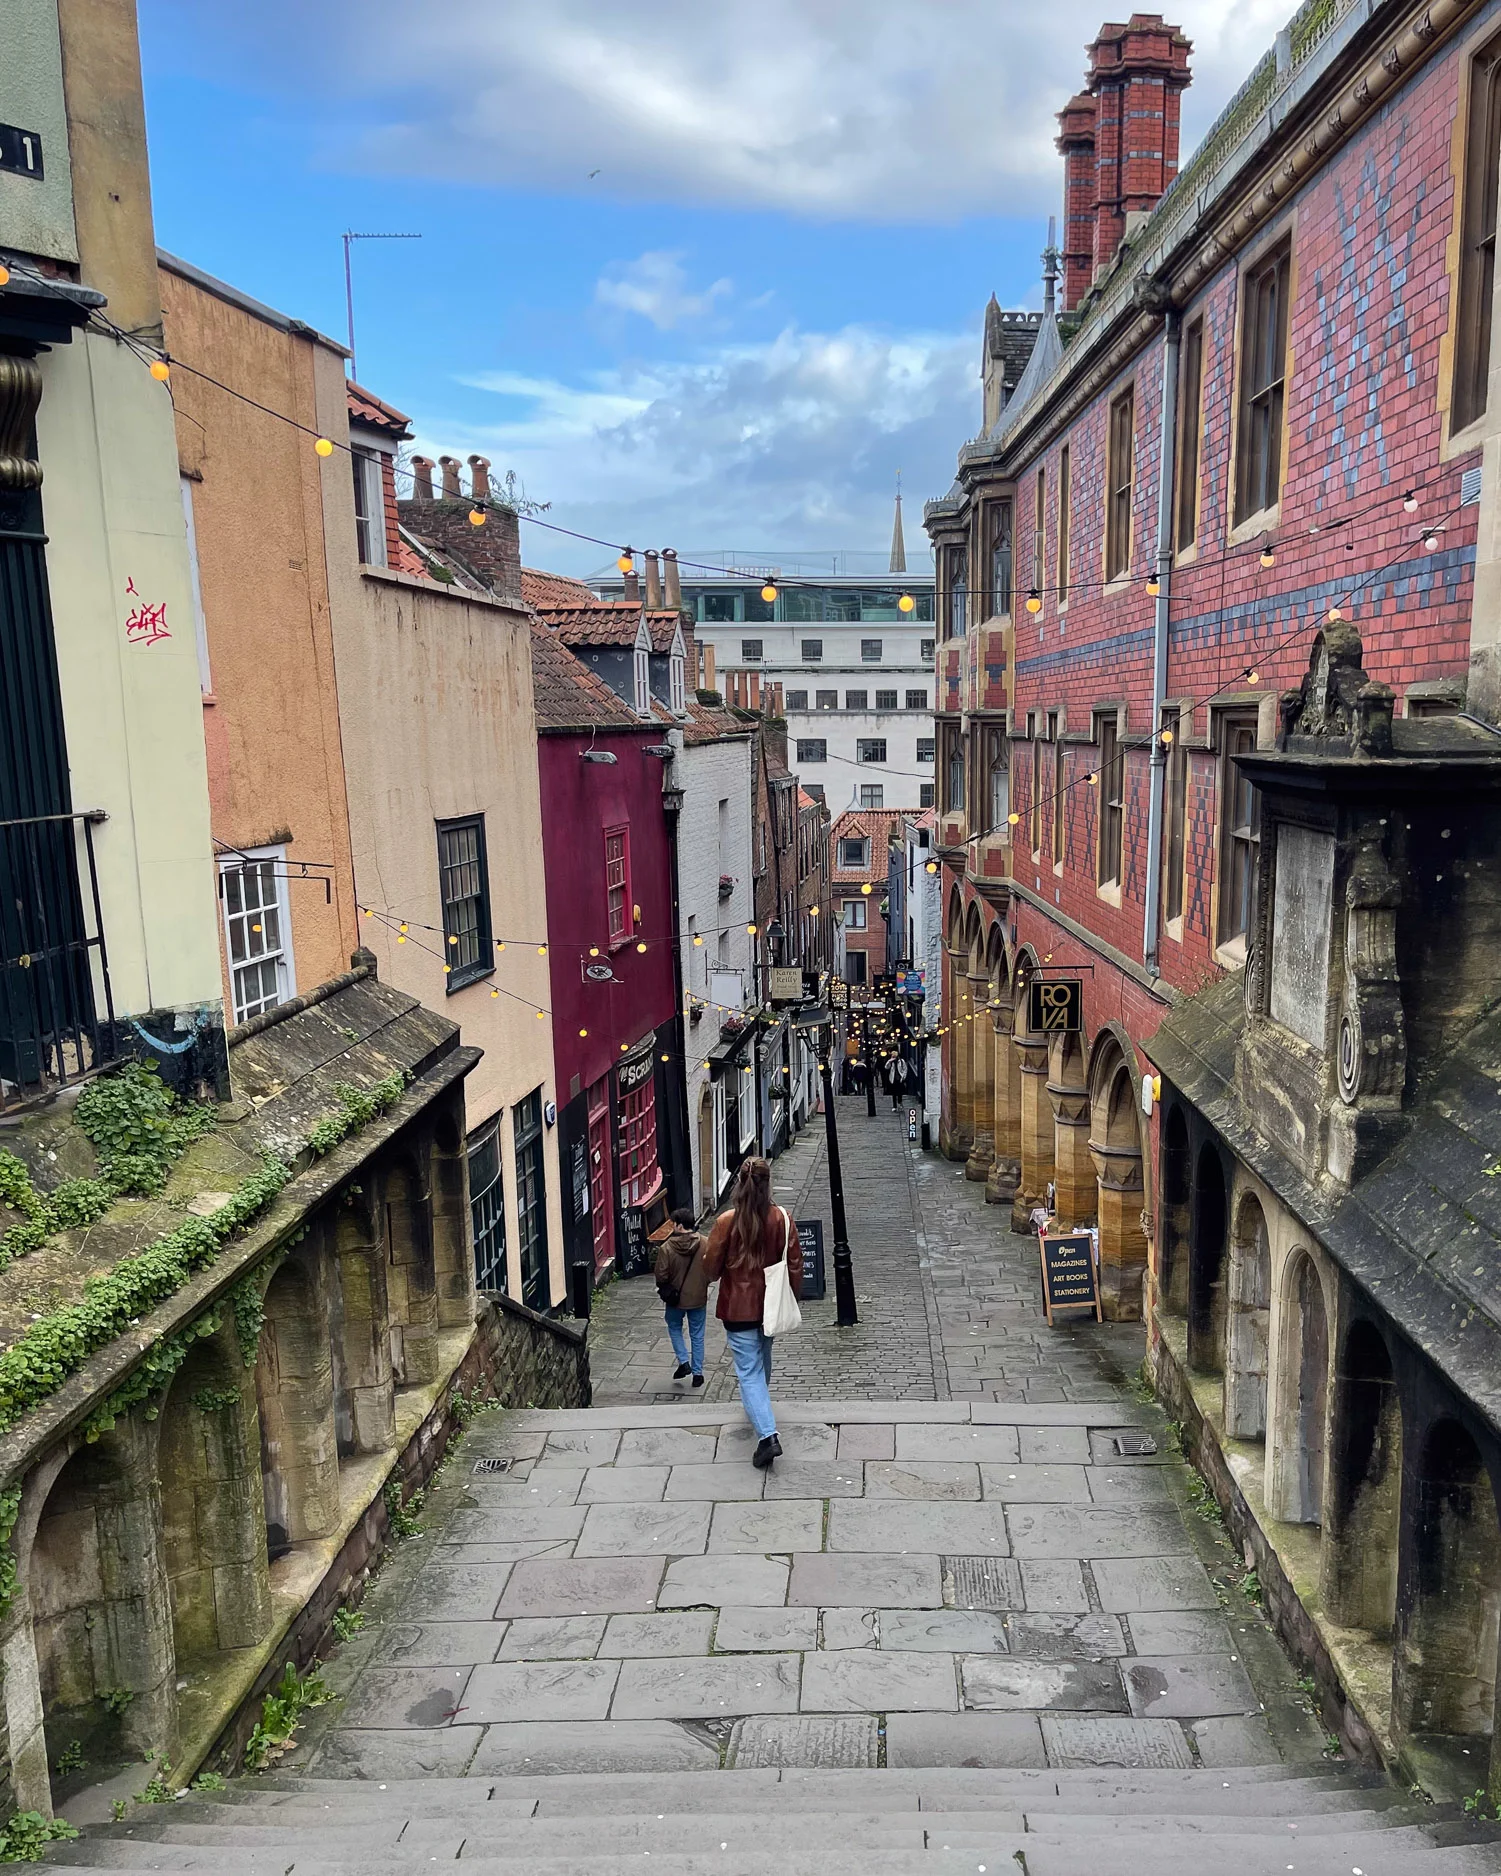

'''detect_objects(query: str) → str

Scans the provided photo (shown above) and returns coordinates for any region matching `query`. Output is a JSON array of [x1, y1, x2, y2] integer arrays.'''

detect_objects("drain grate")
[[472, 1456, 517, 1475], [943, 1555, 1024, 1610], [1111, 1432, 1159, 1458]]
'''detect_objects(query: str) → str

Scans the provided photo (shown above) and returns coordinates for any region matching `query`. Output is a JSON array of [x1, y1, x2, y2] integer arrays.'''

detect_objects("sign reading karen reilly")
[[1038, 1231, 1101, 1325]]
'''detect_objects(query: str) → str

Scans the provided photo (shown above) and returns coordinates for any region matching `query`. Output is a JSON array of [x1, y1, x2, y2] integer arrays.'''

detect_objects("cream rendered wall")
[[32, 332, 224, 1021], [0, 0, 77, 263], [335, 550, 565, 1309]]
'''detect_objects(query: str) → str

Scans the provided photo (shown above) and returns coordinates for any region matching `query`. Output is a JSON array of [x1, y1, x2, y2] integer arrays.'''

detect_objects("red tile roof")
[[346, 381, 411, 436], [534, 601, 685, 656], [529, 622, 642, 732], [681, 697, 753, 746], [521, 567, 597, 609], [829, 808, 905, 877]]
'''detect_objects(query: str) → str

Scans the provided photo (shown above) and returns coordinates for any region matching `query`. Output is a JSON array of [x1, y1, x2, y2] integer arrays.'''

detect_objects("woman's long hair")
[[728, 1156, 773, 1269]]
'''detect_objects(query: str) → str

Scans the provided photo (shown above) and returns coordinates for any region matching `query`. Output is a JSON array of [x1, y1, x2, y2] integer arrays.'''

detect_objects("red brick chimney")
[[1055, 93, 1099, 313], [1086, 15, 1191, 278]]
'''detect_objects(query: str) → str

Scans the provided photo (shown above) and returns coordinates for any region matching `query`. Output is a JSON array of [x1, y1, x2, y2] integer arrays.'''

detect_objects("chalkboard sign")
[[1038, 1231, 1101, 1325], [616, 1206, 651, 1278], [795, 1218, 827, 1302]]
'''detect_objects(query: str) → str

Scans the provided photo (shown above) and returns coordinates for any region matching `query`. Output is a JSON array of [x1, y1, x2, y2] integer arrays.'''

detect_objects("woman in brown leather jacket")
[[702, 1157, 803, 1469]]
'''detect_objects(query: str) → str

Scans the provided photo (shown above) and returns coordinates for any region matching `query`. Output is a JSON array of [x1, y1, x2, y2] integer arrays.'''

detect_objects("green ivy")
[[0, 1156, 41, 1221], [229, 1270, 269, 1368], [191, 1384, 241, 1415], [0, 1811, 77, 1862], [307, 1075, 406, 1157], [82, 1309, 223, 1443], [75, 1062, 216, 1197], [0, 1488, 20, 1624]]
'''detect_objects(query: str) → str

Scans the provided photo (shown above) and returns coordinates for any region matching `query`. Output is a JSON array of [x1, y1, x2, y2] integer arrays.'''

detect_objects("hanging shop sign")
[[1027, 977, 1083, 1035], [769, 966, 805, 1005], [617, 1049, 655, 1093], [1038, 1231, 1101, 1326]]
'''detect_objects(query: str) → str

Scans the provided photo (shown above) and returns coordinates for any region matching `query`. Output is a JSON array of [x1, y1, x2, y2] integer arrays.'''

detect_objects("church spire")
[[889, 472, 907, 574]]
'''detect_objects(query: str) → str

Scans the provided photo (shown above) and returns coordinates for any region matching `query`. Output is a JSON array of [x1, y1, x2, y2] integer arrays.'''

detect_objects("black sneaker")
[[752, 1436, 777, 1470], [672, 1361, 692, 1380], [691, 1373, 706, 1389], [770, 1434, 783, 1457]]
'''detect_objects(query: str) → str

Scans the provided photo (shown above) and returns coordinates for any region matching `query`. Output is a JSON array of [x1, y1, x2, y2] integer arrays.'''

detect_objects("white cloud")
[[172, 0, 1303, 221], [595, 251, 733, 329], [416, 322, 972, 571]]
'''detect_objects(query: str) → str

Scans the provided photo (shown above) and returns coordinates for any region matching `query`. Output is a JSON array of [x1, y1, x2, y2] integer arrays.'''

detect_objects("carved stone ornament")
[[1337, 820, 1405, 1105], [1278, 621, 1394, 756], [0, 353, 44, 493]]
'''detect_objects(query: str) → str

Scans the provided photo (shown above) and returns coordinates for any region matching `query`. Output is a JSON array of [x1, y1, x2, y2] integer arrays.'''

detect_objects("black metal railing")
[[0, 810, 117, 1113]]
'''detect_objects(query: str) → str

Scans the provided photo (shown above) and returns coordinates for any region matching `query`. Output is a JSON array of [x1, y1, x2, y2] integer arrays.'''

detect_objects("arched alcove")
[[332, 1189, 396, 1457], [1012, 949, 1054, 1229], [1321, 1318, 1402, 1635], [1088, 1036, 1147, 1320], [384, 1153, 438, 1386], [986, 928, 1020, 1207], [1187, 1143, 1227, 1373], [1225, 1191, 1272, 1440], [1159, 1105, 1191, 1319], [256, 1254, 340, 1559], [1049, 1030, 1094, 1227], [965, 906, 993, 1181], [1394, 1417, 1501, 1747]]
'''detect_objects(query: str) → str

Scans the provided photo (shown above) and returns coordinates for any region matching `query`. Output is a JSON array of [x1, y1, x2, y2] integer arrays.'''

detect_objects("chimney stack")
[[623, 559, 641, 603], [1086, 15, 1191, 278], [1055, 92, 1099, 311], [439, 455, 463, 499], [468, 455, 491, 502], [411, 455, 435, 502], [645, 550, 663, 608], [663, 547, 682, 609]]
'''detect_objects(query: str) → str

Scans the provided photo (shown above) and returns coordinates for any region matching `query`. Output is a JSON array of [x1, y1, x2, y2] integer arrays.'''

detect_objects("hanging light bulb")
[[621, 1042, 629, 1054], [1260, 545, 1275, 569], [1025, 589, 1042, 615], [497, 940, 506, 952], [0, 264, 10, 288], [1403, 490, 1418, 513], [491, 988, 499, 999], [636, 940, 647, 953], [617, 547, 634, 574], [362, 906, 372, 918], [1146, 576, 1160, 598], [1424, 531, 1440, 552], [589, 945, 600, 957], [925, 859, 938, 874], [693, 933, 704, 945], [537, 944, 548, 956], [898, 593, 916, 614], [579, 1027, 588, 1038], [448, 933, 458, 946], [314, 437, 334, 457], [535, 1009, 545, 1020], [469, 508, 487, 527], [861, 882, 872, 895], [810, 905, 820, 917], [1161, 727, 1175, 747], [1007, 811, 1020, 826], [1248, 669, 1260, 685], [1328, 604, 1343, 622], [1086, 772, 1098, 787], [761, 582, 778, 603], [149, 359, 171, 383], [747, 922, 757, 935]]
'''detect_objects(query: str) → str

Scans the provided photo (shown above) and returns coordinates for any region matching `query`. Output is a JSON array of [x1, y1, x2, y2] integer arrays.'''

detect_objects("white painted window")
[[634, 644, 651, 714], [739, 1058, 757, 1151], [180, 476, 212, 694], [219, 846, 295, 1022], [670, 653, 685, 713], [712, 1079, 728, 1198], [352, 448, 388, 567]]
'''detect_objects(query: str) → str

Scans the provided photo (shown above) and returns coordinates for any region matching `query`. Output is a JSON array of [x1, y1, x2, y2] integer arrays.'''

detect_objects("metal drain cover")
[[472, 1456, 517, 1475], [1111, 1432, 1158, 1457]]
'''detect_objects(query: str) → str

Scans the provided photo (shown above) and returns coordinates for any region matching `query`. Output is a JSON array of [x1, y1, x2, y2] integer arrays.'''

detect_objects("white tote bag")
[[762, 1205, 803, 1337]]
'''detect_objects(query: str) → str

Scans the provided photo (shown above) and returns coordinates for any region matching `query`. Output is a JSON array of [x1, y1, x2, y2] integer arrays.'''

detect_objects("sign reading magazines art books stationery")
[[1038, 1231, 1101, 1325]]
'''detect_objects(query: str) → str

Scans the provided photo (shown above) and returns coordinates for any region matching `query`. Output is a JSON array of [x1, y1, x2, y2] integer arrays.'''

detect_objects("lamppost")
[[818, 1021, 858, 1326]]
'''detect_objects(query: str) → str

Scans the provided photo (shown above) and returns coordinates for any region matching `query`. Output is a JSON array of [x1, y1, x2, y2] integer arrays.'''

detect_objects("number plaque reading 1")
[[1028, 977, 1082, 1034], [0, 125, 44, 180], [1038, 1231, 1101, 1326]]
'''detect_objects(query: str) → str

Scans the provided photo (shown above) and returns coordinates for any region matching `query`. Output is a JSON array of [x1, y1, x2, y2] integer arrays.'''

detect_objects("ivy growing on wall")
[[307, 1075, 406, 1158]]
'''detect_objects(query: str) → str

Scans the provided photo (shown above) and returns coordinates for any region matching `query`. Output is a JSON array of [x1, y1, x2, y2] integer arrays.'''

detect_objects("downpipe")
[[1143, 310, 1180, 980]]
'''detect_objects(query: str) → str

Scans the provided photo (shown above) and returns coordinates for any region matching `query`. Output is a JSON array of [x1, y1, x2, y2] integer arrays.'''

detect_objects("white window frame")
[[352, 447, 388, 568], [218, 844, 295, 1023], [634, 644, 651, 715], [859, 785, 884, 810], [669, 652, 685, 713], [738, 1058, 757, 1151]]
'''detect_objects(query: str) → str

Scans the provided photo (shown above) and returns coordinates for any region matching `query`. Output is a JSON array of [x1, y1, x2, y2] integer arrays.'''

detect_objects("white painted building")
[[666, 704, 757, 1217]]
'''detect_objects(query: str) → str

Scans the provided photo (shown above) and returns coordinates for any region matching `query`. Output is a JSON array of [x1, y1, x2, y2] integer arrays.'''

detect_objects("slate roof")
[[1147, 972, 1501, 1439], [529, 621, 642, 732]]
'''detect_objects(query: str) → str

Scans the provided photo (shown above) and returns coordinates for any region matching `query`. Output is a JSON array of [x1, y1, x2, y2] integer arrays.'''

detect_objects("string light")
[[537, 945, 547, 956], [448, 934, 458, 945], [491, 988, 499, 998], [579, 1027, 588, 1037], [693, 933, 704, 945], [314, 438, 334, 457], [760, 582, 778, 603], [589, 946, 600, 957], [469, 508, 487, 527], [1086, 772, 1098, 787], [898, 593, 916, 614], [617, 548, 634, 574], [535, 1010, 545, 1020], [636, 940, 647, 953], [1248, 670, 1260, 684], [1007, 811, 1020, 826], [1160, 727, 1175, 746], [1404, 490, 1418, 513], [810, 905, 820, 917], [861, 882, 872, 896], [925, 860, 938, 874], [149, 359, 171, 382], [1328, 604, 1343, 622], [747, 923, 757, 935], [0, 264, 9, 288], [1145, 576, 1160, 598], [1260, 545, 1275, 569], [1025, 589, 1042, 615], [1424, 531, 1440, 552]]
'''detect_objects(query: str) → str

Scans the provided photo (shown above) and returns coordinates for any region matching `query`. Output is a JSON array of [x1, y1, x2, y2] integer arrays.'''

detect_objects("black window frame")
[[1176, 318, 1205, 551], [785, 688, 808, 710], [513, 1088, 548, 1310], [874, 688, 898, 711], [845, 688, 868, 710], [795, 738, 828, 763], [1096, 716, 1124, 888], [801, 638, 824, 662], [838, 837, 869, 869], [919, 782, 935, 809], [916, 737, 935, 763], [905, 689, 927, 710], [437, 814, 493, 991], [1218, 712, 1261, 946], [815, 688, 838, 709], [740, 638, 764, 662], [468, 1115, 507, 1293], [1164, 706, 1187, 926], [856, 738, 887, 763], [860, 638, 883, 663]]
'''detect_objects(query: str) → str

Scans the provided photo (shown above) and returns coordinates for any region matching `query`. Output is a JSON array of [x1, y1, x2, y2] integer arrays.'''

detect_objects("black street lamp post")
[[819, 1023, 858, 1327]]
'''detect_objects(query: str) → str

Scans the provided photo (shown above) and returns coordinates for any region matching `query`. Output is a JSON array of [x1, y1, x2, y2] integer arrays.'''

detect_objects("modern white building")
[[591, 520, 937, 815]]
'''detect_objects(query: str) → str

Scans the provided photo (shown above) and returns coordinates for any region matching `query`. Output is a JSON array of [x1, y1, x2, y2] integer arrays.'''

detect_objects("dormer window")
[[634, 643, 651, 715], [352, 448, 387, 568], [670, 652, 685, 714]]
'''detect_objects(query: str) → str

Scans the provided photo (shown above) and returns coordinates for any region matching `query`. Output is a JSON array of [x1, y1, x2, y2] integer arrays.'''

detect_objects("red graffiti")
[[124, 590, 171, 646]]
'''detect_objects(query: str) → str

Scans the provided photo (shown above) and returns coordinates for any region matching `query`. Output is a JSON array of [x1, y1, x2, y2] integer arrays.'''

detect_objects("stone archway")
[[964, 905, 994, 1183], [384, 1151, 438, 1386], [1394, 1416, 1501, 1760], [28, 1425, 175, 1785], [1225, 1191, 1272, 1440], [1011, 950, 1053, 1232], [430, 1094, 477, 1331], [1049, 1031, 1093, 1228], [158, 1326, 271, 1668], [1158, 1105, 1191, 1319], [986, 927, 1020, 1209], [256, 1253, 341, 1560], [942, 889, 973, 1162], [332, 1188, 396, 1457], [1321, 1317, 1402, 1636], [1187, 1142, 1227, 1374], [1088, 1034, 1147, 1321], [1268, 1248, 1330, 1524]]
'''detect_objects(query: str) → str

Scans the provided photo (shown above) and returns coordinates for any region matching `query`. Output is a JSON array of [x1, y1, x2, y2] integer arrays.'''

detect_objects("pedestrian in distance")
[[702, 1156, 803, 1469], [654, 1206, 709, 1387]]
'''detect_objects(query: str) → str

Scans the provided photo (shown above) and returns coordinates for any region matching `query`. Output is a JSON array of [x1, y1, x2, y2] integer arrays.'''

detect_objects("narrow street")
[[284, 1108, 1329, 1791]]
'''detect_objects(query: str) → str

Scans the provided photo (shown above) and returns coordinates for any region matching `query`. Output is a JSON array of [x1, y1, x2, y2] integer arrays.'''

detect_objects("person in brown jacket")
[[702, 1157, 803, 1469], [654, 1208, 710, 1386]]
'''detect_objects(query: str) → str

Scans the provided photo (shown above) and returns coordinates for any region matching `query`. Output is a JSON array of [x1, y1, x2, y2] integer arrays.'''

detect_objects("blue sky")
[[138, 0, 1289, 577]]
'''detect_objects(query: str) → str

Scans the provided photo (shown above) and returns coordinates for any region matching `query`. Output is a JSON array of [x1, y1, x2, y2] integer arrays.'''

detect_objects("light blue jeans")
[[665, 1306, 706, 1375], [725, 1326, 776, 1438]]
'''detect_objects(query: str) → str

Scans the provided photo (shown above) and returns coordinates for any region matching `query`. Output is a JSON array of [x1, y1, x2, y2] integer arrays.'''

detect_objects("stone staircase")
[[44, 1763, 1501, 1875]]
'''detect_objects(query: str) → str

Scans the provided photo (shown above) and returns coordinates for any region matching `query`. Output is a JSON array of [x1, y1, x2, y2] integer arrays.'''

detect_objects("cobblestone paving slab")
[[727, 1714, 881, 1768]]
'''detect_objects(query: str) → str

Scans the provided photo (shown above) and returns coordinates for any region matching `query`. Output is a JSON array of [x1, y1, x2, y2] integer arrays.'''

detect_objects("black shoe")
[[692, 1373, 706, 1388], [672, 1361, 691, 1380], [752, 1436, 777, 1469], [770, 1434, 782, 1456]]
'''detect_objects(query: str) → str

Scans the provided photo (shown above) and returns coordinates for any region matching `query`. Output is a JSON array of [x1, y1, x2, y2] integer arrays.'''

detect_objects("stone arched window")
[[1271, 1249, 1329, 1524], [1320, 1318, 1402, 1636], [1088, 1039, 1147, 1320], [1159, 1105, 1191, 1318], [385, 1152, 438, 1387], [256, 1253, 340, 1560], [1188, 1142, 1227, 1374], [1225, 1191, 1272, 1440]]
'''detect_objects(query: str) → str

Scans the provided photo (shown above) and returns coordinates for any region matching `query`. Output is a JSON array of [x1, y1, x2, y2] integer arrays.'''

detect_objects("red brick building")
[[831, 808, 904, 986], [926, 0, 1497, 1319]]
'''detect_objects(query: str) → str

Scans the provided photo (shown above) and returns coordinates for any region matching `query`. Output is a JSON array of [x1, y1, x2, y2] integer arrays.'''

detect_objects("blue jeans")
[[665, 1306, 706, 1375], [725, 1326, 776, 1439]]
